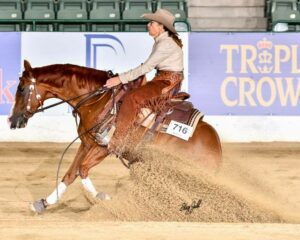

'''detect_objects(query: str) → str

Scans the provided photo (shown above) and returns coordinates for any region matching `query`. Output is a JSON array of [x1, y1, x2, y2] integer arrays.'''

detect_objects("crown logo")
[[257, 38, 273, 49], [258, 50, 272, 64], [258, 65, 273, 74]]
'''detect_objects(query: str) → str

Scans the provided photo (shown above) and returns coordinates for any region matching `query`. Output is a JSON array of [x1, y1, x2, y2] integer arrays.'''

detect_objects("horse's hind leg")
[[193, 121, 222, 170], [30, 143, 89, 214], [79, 146, 111, 200]]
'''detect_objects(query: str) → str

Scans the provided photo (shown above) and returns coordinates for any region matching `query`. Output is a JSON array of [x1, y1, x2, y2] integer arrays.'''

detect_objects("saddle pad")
[[137, 106, 204, 140], [161, 108, 204, 136]]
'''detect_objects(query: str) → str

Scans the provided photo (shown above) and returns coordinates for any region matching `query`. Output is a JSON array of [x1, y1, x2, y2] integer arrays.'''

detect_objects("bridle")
[[24, 77, 43, 117], [22, 70, 116, 119], [23, 77, 110, 119]]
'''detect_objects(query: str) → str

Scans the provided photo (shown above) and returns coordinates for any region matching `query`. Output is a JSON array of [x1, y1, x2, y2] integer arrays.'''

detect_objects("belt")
[[156, 70, 183, 76]]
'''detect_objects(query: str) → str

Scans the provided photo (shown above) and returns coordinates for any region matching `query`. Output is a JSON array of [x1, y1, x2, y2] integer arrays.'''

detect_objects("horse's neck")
[[37, 70, 107, 109]]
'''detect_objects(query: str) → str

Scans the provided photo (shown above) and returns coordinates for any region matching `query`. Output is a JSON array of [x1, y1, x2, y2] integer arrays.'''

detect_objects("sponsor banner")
[[189, 32, 300, 115], [21, 32, 189, 115], [0, 33, 21, 115]]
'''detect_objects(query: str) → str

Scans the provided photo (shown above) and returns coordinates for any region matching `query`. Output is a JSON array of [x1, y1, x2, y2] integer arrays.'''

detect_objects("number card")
[[166, 120, 193, 141]]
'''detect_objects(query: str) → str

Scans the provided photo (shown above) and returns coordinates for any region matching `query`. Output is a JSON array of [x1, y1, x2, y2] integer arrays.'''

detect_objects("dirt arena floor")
[[0, 142, 299, 239]]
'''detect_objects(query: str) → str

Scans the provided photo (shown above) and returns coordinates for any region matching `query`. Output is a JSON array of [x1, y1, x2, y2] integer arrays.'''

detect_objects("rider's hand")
[[104, 76, 122, 88]]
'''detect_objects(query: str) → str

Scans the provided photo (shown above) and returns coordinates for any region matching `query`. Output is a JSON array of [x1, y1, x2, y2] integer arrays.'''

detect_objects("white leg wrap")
[[46, 182, 67, 205], [81, 177, 98, 197]]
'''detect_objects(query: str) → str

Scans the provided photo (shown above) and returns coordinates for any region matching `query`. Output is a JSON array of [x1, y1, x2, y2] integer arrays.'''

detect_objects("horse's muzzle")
[[9, 113, 28, 129]]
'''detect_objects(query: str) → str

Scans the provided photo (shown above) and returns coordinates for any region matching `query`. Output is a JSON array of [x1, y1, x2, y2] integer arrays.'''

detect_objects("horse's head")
[[9, 60, 111, 129], [9, 60, 45, 129]]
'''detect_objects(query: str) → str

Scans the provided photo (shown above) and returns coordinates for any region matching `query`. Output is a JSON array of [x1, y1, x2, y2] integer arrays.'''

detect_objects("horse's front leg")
[[30, 143, 89, 214], [79, 146, 111, 200]]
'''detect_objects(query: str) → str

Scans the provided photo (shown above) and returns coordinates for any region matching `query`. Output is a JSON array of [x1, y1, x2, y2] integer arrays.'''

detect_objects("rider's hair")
[[164, 27, 183, 48]]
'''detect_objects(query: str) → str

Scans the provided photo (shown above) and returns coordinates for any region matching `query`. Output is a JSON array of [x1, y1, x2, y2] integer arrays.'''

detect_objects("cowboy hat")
[[142, 9, 177, 34]]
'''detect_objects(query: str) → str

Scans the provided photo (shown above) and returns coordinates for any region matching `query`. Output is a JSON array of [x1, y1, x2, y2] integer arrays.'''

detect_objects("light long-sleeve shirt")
[[119, 31, 184, 84]]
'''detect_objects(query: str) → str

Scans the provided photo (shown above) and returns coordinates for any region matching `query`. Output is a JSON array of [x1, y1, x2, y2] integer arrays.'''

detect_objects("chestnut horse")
[[9, 60, 222, 214]]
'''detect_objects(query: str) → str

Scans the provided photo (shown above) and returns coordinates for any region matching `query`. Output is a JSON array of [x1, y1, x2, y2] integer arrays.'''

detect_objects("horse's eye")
[[17, 85, 24, 93]]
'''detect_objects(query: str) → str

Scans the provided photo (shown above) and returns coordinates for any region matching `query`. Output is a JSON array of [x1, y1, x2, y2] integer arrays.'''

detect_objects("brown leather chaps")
[[111, 71, 183, 147]]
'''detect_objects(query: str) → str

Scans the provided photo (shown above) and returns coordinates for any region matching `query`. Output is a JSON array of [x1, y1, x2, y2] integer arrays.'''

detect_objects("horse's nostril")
[[8, 114, 28, 129], [10, 121, 16, 129]]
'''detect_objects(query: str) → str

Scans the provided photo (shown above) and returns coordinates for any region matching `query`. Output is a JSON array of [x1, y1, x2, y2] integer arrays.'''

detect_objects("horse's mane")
[[32, 64, 109, 89]]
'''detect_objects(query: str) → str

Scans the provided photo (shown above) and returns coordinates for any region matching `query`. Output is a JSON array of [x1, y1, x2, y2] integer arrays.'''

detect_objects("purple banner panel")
[[0, 33, 21, 115], [189, 32, 300, 115]]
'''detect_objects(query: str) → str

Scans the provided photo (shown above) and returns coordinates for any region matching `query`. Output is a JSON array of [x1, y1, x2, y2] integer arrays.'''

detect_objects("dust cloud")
[[82, 145, 291, 223]]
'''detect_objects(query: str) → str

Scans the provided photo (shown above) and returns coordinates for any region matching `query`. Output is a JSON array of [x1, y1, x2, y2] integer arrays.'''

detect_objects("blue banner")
[[189, 32, 300, 115], [0, 33, 21, 115]]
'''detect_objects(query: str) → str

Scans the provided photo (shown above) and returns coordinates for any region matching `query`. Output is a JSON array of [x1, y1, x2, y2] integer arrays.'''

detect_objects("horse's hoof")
[[30, 199, 46, 214], [96, 192, 112, 201]]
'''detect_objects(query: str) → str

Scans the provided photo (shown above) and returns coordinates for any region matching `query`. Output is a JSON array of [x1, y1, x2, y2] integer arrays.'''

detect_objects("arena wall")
[[0, 32, 299, 142]]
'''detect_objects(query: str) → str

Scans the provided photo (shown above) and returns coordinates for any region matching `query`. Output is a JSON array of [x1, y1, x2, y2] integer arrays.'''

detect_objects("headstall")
[[25, 77, 43, 114]]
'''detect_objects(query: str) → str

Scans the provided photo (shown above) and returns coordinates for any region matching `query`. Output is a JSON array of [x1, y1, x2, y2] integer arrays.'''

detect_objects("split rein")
[[24, 78, 140, 172], [24, 77, 110, 119], [22, 77, 116, 203]]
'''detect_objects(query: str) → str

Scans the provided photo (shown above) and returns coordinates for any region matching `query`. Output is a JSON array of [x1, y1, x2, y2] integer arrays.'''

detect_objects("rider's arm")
[[118, 40, 172, 84]]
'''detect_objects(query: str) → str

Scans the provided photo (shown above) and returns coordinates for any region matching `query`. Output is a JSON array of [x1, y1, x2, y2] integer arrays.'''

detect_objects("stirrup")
[[95, 125, 116, 146]]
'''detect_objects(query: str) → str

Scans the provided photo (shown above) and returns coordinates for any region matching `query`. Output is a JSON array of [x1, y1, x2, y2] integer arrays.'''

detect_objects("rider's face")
[[147, 21, 164, 38]]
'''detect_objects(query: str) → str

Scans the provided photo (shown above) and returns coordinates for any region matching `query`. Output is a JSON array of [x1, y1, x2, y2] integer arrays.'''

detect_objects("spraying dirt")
[[82, 145, 296, 223], [0, 142, 299, 228]]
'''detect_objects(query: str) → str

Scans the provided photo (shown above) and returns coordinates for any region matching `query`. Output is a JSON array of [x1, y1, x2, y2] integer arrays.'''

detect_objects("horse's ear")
[[24, 60, 32, 72]]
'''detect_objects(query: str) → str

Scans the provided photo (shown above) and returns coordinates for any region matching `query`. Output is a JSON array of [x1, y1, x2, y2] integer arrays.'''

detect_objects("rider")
[[103, 9, 184, 151]]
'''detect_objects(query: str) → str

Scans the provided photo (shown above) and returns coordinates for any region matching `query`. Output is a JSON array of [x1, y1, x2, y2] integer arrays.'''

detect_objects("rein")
[[72, 87, 109, 114], [25, 77, 109, 117], [71, 87, 110, 127]]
